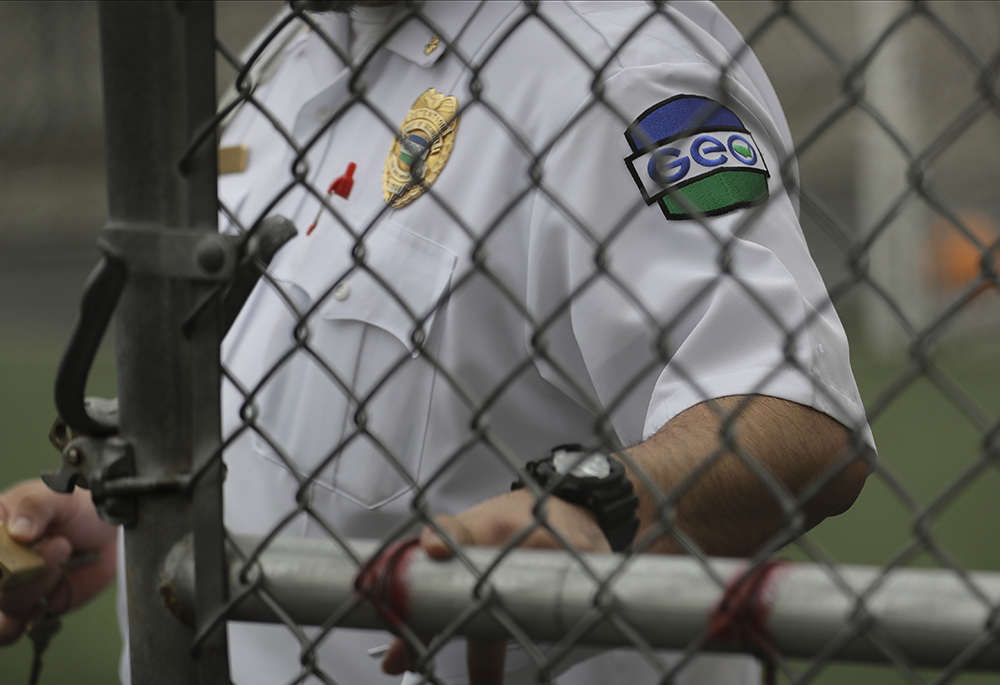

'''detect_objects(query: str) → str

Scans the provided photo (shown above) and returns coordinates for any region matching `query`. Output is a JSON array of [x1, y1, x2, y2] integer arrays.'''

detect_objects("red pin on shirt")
[[307, 162, 356, 235]]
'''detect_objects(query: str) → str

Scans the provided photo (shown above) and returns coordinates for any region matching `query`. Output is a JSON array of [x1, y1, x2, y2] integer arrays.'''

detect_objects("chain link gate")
[[50, 1, 1000, 684]]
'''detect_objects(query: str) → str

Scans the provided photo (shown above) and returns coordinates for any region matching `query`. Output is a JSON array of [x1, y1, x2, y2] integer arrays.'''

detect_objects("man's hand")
[[380, 488, 611, 683], [379, 395, 867, 684], [0, 480, 118, 645]]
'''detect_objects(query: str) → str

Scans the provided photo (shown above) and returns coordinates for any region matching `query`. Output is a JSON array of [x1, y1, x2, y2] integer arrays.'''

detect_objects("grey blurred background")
[[0, 1, 285, 342], [3, 1, 1000, 346], [1, 2, 998, 684]]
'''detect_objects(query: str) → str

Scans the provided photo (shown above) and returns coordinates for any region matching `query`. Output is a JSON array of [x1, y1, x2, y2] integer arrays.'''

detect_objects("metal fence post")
[[99, 2, 228, 683]]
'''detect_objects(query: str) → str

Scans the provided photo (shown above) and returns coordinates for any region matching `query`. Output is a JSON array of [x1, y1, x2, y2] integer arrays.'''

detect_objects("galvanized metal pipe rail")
[[161, 535, 1000, 670]]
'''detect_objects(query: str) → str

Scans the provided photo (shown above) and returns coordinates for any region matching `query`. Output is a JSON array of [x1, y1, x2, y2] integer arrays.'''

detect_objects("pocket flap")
[[321, 224, 456, 350]]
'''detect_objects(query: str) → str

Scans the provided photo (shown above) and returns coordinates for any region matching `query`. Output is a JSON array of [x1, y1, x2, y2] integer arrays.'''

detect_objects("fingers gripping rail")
[[158, 535, 1000, 671], [43, 218, 296, 525]]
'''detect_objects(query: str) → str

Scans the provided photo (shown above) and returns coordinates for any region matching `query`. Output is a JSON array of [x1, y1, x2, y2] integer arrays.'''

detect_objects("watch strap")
[[512, 448, 639, 552]]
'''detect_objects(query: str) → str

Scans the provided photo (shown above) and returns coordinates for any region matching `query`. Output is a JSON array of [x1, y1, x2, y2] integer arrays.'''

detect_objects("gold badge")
[[382, 88, 460, 209]]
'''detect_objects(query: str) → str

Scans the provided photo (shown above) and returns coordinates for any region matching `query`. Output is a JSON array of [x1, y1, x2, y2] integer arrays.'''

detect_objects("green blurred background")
[[2, 2, 999, 684], [0, 268, 119, 683], [3, 272, 998, 685]]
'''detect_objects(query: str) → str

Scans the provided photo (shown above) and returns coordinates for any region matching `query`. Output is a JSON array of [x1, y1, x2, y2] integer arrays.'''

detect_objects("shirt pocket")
[[316, 222, 455, 353], [252, 219, 457, 510]]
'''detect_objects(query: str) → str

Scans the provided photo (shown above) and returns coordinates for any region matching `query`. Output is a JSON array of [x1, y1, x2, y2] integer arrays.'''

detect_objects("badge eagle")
[[382, 88, 459, 209]]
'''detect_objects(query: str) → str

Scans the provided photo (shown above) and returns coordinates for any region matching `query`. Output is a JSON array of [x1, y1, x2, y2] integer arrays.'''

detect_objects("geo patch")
[[624, 95, 770, 221]]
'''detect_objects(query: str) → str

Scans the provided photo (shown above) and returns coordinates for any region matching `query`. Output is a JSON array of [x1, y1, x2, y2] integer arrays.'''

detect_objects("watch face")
[[552, 448, 611, 479]]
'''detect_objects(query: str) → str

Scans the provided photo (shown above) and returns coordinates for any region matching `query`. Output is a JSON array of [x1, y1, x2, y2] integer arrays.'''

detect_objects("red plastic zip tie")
[[307, 162, 356, 235], [330, 162, 356, 199], [705, 559, 788, 685], [354, 537, 421, 629]]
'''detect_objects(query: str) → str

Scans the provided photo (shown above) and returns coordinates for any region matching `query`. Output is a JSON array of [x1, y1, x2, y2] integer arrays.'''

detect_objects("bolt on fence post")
[[99, 2, 229, 684]]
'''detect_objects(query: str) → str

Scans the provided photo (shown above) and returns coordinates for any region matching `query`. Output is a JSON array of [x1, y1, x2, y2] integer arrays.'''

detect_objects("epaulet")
[[217, 8, 309, 133]]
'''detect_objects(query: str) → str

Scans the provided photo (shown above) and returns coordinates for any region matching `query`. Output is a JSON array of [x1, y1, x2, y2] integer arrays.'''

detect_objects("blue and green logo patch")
[[624, 95, 770, 221]]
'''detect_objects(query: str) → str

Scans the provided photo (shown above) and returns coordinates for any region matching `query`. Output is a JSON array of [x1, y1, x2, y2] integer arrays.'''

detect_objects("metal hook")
[[53, 252, 126, 438]]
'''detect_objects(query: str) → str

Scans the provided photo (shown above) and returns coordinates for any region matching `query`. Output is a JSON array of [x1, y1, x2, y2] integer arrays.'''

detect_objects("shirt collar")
[[292, 13, 353, 143], [358, 1, 487, 68], [302, 11, 351, 81], [291, 2, 501, 142]]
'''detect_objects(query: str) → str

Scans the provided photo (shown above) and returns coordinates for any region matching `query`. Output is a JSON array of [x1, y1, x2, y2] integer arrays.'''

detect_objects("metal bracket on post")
[[43, 424, 194, 527], [47, 224, 237, 526], [52, 222, 239, 445], [46, 218, 295, 524], [99, 223, 241, 282], [42, 433, 139, 526]]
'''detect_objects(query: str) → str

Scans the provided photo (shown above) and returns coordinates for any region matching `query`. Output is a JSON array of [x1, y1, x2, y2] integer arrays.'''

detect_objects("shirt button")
[[332, 281, 351, 301], [316, 105, 333, 122]]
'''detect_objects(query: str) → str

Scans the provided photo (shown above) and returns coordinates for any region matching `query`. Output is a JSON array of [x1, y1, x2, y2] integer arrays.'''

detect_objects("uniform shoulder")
[[217, 8, 308, 120], [541, 0, 756, 78], [554, 1, 735, 72]]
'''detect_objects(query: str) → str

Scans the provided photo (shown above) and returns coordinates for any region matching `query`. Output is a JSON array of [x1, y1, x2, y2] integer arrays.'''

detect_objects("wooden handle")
[[0, 524, 45, 590]]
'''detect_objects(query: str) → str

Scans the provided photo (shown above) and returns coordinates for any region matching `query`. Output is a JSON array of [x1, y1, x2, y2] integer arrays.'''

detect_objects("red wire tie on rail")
[[354, 537, 421, 629], [356, 542, 787, 678], [705, 559, 788, 685]]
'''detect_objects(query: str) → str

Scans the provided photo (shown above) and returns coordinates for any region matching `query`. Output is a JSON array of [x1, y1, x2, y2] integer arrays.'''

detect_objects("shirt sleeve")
[[524, 61, 874, 452]]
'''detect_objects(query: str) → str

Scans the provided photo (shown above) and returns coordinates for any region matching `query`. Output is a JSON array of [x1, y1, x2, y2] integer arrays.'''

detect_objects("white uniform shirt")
[[119, 3, 874, 684]]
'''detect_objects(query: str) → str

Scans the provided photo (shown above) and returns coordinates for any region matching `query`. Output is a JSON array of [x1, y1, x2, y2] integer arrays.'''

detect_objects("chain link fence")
[[40, 1, 1000, 684]]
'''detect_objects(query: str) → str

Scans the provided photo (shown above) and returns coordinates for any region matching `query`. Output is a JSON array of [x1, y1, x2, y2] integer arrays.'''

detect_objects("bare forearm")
[[396, 395, 870, 681], [622, 395, 869, 556]]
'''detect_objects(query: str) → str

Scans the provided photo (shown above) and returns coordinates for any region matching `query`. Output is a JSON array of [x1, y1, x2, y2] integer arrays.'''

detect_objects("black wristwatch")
[[511, 444, 640, 552]]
